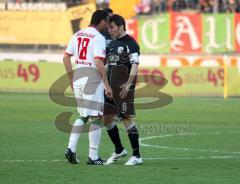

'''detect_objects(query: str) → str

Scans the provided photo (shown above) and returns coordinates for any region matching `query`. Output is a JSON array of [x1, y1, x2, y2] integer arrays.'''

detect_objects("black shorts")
[[104, 85, 135, 119], [104, 66, 136, 119]]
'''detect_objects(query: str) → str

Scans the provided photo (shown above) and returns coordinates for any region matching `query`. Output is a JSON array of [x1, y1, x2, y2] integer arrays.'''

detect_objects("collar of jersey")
[[88, 25, 97, 29]]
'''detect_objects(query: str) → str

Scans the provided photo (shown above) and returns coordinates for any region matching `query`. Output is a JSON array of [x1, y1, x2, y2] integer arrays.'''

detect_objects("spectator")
[[228, 0, 235, 12], [236, 0, 240, 12], [173, 0, 187, 11], [135, 0, 152, 15], [188, 0, 199, 9], [152, 0, 167, 13], [96, 0, 110, 9], [219, 0, 235, 12], [200, 0, 214, 13]]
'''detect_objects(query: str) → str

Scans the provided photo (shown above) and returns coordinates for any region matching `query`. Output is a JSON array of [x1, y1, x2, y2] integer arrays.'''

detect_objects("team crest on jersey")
[[117, 47, 124, 54]]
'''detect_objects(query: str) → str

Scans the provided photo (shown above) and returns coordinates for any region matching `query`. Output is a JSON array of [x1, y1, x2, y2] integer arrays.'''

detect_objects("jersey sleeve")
[[128, 39, 140, 65], [65, 34, 75, 56], [93, 36, 106, 61]]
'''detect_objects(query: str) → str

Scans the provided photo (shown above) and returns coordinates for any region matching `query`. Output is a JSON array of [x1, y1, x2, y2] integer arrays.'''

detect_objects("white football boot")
[[124, 156, 143, 165], [105, 149, 128, 165]]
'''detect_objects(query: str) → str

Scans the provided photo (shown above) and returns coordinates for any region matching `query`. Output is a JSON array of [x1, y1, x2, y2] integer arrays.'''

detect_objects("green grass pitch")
[[0, 93, 240, 184]]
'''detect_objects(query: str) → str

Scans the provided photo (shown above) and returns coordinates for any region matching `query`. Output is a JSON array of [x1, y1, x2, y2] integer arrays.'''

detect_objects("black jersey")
[[104, 34, 139, 118], [101, 29, 113, 49], [106, 34, 140, 75]]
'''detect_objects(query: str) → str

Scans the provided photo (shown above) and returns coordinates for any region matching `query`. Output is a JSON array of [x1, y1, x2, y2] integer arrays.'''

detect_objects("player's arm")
[[63, 53, 73, 90], [63, 53, 73, 81], [94, 36, 112, 98], [120, 42, 140, 99], [63, 35, 75, 90], [126, 63, 138, 85], [95, 59, 112, 98], [120, 63, 138, 99]]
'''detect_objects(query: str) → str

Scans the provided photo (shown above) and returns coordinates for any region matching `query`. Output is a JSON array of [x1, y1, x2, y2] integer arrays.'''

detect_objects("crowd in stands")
[[136, 0, 240, 14]]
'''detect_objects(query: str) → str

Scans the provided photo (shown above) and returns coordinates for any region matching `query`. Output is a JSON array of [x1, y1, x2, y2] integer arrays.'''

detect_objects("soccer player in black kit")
[[103, 14, 142, 165]]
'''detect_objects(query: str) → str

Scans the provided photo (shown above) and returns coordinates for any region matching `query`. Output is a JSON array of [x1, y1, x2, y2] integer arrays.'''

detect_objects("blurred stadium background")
[[0, 0, 240, 97], [0, 1, 240, 184]]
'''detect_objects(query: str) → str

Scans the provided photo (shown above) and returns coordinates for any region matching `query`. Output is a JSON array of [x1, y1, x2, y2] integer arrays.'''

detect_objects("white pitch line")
[[139, 131, 240, 155], [2, 156, 240, 163], [2, 160, 65, 163], [144, 156, 240, 160], [2, 132, 240, 163]]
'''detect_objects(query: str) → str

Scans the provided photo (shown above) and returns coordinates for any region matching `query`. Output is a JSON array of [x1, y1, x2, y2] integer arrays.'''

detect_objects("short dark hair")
[[104, 8, 113, 15], [109, 14, 126, 31], [90, 10, 109, 26]]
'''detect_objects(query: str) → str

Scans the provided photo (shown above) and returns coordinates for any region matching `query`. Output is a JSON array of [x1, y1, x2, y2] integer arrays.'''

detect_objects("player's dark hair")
[[104, 8, 113, 15], [90, 10, 109, 26], [109, 14, 126, 31]]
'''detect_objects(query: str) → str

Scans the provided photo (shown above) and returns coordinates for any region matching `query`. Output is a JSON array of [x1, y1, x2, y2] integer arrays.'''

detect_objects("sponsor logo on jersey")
[[108, 55, 119, 62], [75, 60, 92, 66]]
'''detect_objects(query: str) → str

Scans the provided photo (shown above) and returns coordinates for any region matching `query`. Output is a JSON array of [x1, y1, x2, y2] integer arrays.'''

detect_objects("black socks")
[[107, 124, 140, 157], [107, 125, 124, 154], [127, 125, 140, 158]]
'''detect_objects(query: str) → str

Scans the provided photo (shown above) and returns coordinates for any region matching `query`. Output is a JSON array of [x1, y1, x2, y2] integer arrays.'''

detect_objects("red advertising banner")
[[126, 19, 138, 42], [138, 67, 224, 96], [235, 13, 240, 53], [170, 12, 202, 53]]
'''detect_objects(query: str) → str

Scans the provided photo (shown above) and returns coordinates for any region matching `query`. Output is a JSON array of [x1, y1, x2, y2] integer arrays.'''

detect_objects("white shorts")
[[73, 82, 104, 117]]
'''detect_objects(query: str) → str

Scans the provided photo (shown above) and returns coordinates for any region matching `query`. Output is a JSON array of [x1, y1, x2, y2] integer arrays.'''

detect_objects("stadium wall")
[[1, 55, 240, 97]]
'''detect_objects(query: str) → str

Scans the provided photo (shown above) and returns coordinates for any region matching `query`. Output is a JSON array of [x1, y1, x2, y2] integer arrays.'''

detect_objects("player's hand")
[[120, 83, 131, 99], [105, 86, 113, 99], [70, 81, 74, 92]]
